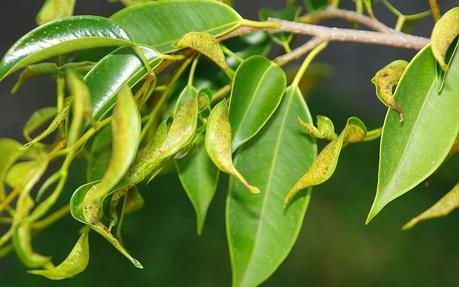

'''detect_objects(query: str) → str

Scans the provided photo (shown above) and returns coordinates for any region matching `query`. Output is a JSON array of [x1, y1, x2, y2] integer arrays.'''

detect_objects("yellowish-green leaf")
[[403, 183, 459, 229], [36, 0, 76, 26], [298, 115, 337, 141], [13, 221, 52, 269], [23, 107, 57, 141], [431, 7, 459, 70], [83, 86, 140, 205], [24, 106, 69, 147], [0, 139, 23, 199], [29, 228, 90, 280], [67, 70, 92, 146], [175, 32, 228, 70], [285, 117, 367, 204], [371, 60, 408, 122], [205, 100, 260, 194]]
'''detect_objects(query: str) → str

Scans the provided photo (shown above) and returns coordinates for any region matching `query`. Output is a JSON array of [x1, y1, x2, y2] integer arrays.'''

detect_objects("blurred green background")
[[1, 1, 458, 286]]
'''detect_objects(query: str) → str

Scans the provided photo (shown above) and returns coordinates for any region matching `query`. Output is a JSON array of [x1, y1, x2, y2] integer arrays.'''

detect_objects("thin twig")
[[428, 0, 441, 22], [299, 7, 395, 33], [274, 37, 326, 65]]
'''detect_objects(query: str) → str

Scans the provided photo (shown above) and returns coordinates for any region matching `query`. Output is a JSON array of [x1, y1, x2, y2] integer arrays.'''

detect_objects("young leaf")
[[111, 0, 242, 53], [70, 182, 143, 268], [0, 139, 23, 199], [67, 70, 92, 145], [29, 228, 90, 280], [23, 107, 57, 141], [24, 106, 69, 147], [229, 56, 287, 151], [285, 117, 367, 204], [0, 16, 132, 81], [367, 45, 459, 223], [36, 0, 76, 26], [371, 60, 409, 122], [175, 32, 228, 70], [431, 7, 459, 70], [206, 100, 259, 194], [84, 46, 162, 121], [227, 86, 317, 287], [298, 115, 337, 141], [13, 221, 52, 269], [403, 183, 459, 230], [176, 136, 220, 235], [87, 126, 112, 182], [83, 86, 141, 205]]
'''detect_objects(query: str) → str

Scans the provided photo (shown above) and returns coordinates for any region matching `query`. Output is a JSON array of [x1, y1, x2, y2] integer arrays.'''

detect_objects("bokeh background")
[[0, 1, 458, 286]]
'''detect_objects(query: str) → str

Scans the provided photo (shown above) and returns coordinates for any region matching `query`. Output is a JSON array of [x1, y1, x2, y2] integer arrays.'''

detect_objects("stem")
[[211, 84, 231, 104], [291, 42, 328, 88], [274, 37, 325, 66], [241, 19, 280, 29], [188, 55, 200, 87], [428, 0, 441, 22]]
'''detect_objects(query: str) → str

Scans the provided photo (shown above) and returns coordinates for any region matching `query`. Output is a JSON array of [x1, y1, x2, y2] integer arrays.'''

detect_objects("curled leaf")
[[371, 60, 408, 122], [205, 100, 259, 193], [175, 32, 227, 70], [431, 7, 459, 70], [298, 115, 337, 141], [36, 0, 76, 26], [23, 107, 57, 141], [13, 221, 52, 269], [0, 139, 23, 199], [29, 228, 90, 280], [403, 183, 459, 230], [285, 117, 367, 204], [67, 70, 92, 146], [24, 107, 69, 147]]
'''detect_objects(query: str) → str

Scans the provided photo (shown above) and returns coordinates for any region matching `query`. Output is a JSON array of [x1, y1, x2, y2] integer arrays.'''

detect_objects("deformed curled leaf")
[[0, 16, 133, 81], [431, 7, 459, 70], [371, 60, 408, 122], [175, 32, 228, 70], [298, 115, 337, 141], [29, 228, 90, 280], [24, 106, 69, 147], [67, 70, 92, 146], [205, 100, 259, 194], [403, 183, 459, 230], [23, 107, 57, 141], [0, 139, 24, 199], [36, 0, 76, 26], [285, 117, 367, 204]]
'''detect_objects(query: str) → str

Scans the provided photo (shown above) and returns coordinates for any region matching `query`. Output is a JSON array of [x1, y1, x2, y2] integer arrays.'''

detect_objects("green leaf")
[[298, 115, 337, 141], [67, 70, 92, 145], [110, 0, 242, 53], [29, 228, 90, 280], [0, 16, 132, 81], [0, 139, 23, 199], [285, 117, 367, 204], [367, 45, 459, 223], [24, 106, 69, 147], [84, 46, 162, 121], [403, 183, 459, 229], [176, 136, 220, 235], [70, 182, 143, 268], [13, 221, 52, 269], [371, 60, 409, 122], [83, 86, 141, 205], [36, 0, 76, 26], [229, 56, 286, 151], [304, 0, 328, 12], [175, 32, 228, 70], [431, 7, 459, 70], [87, 126, 112, 182], [259, 6, 300, 47], [227, 86, 316, 287], [23, 107, 57, 141], [205, 100, 259, 194], [116, 0, 152, 6]]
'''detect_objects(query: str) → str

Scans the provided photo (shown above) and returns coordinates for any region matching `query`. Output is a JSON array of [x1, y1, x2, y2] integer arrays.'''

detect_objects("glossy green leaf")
[[70, 181, 143, 268], [175, 32, 228, 70], [36, 0, 76, 26], [206, 100, 259, 194], [84, 46, 162, 121], [431, 7, 459, 70], [367, 45, 459, 223], [259, 6, 300, 47], [83, 86, 141, 205], [176, 136, 220, 235], [227, 86, 316, 287], [0, 139, 22, 199], [229, 56, 286, 151], [67, 70, 92, 145], [111, 0, 242, 53], [371, 60, 409, 122], [0, 16, 132, 81], [29, 228, 90, 280], [403, 183, 459, 229], [285, 117, 367, 204], [23, 107, 57, 141]]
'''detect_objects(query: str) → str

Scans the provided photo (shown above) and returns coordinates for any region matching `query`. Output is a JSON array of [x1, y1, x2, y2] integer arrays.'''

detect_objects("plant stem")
[[428, 0, 441, 22], [291, 42, 328, 88], [274, 37, 325, 66]]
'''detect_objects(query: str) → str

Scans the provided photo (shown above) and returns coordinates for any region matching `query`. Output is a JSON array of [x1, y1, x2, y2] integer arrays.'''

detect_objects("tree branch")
[[274, 37, 326, 65]]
